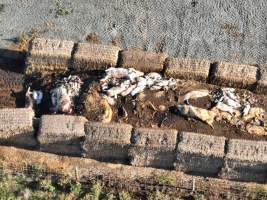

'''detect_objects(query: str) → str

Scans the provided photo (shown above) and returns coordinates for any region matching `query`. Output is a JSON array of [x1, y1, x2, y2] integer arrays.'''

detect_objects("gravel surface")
[[0, 0, 266, 65]]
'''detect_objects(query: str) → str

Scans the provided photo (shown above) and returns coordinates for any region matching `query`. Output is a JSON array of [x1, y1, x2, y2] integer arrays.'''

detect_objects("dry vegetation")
[[13, 22, 55, 52]]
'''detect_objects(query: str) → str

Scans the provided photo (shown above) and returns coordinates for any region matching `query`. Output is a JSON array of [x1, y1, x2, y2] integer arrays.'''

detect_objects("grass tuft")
[[118, 191, 132, 200], [50, 0, 73, 18]]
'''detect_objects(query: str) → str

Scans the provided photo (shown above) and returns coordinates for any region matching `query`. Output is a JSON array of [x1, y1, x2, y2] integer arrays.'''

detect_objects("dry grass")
[[111, 34, 125, 47], [14, 22, 55, 52], [222, 22, 243, 40], [86, 33, 101, 44]]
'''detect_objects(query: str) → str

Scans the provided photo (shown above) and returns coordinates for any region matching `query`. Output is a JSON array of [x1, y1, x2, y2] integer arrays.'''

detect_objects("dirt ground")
[[91, 79, 267, 141], [111, 87, 267, 141], [0, 68, 25, 108]]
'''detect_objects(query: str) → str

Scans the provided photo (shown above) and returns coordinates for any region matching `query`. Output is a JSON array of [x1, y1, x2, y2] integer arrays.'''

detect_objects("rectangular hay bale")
[[37, 115, 87, 155], [129, 128, 177, 169], [118, 49, 167, 73], [165, 57, 211, 82], [174, 132, 226, 176], [220, 139, 267, 183], [212, 62, 258, 89], [73, 43, 121, 71], [82, 122, 132, 162], [25, 38, 74, 75], [0, 108, 36, 147]]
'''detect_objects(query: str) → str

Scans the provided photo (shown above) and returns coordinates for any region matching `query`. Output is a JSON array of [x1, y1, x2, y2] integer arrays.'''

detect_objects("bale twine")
[[118, 49, 167, 73], [72, 43, 121, 71], [129, 128, 177, 169], [165, 57, 211, 82], [25, 38, 74, 75], [212, 62, 258, 89], [0, 108, 36, 147], [37, 115, 87, 155], [82, 122, 132, 162]]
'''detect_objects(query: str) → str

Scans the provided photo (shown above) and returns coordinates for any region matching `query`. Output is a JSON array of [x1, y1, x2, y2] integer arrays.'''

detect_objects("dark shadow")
[[12, 90, 26, 108], [207, 62, 218, 84], [0, 134, 37, 151], [0, 48, 26, 73]]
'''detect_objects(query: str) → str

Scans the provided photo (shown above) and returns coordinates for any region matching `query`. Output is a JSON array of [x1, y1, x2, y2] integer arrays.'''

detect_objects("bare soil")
[[78, 75, 267, 141], [112, 82, 267, 141], [0, 68, 24, 108]]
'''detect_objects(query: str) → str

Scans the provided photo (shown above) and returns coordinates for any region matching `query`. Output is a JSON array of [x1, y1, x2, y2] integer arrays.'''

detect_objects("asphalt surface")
[[0, 0, 266, 65]]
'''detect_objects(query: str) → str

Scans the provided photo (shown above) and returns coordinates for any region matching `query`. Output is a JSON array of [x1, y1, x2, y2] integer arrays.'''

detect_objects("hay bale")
[[220, 139, 267, 183], [118, 49, 167, 73], [25, 38, 74, 75], [256, 65, 267, 95], [37, 115, 87, 155], [174, 132, 225, 176], [73, 43, 121, 71], [212, 62, 258, 89], [82, 122, 132, 162], [165, 57, 211, 82], [0, 108, 36, 147], [129, 128, 177, 169]]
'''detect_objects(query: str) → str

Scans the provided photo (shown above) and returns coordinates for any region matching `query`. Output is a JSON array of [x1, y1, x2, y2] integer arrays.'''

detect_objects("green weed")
[[70, 181, 81, 196], [50, 0, 73, 17], [118, 191, 132, 200]]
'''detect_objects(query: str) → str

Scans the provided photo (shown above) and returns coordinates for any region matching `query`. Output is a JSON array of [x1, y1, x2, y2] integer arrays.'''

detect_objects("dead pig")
[[182, 89, 210, 104], [176, 104, 216, 127], [50, 75, 82, 114]]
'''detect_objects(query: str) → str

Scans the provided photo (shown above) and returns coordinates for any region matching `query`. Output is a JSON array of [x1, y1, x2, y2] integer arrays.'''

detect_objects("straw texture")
[[73, 43, 121, 71], [165, 57, 211, 82], [25, 38, 74, 75], [38, 115, 87, 144], [0, 108, 36, 147], [82, 122, 132, 162], [220, 139, 267, 183], [129, 128, 177, 169], [175, 132, 225, 176], [212, 62, 258, 89], [118, 49, 167, 73], [38, 115, 87, 155]]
